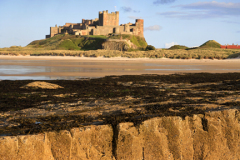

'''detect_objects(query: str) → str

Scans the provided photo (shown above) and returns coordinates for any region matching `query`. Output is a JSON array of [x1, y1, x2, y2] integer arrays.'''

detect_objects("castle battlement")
[[46, 10, 144, 38], [102, 10, 108, 14]]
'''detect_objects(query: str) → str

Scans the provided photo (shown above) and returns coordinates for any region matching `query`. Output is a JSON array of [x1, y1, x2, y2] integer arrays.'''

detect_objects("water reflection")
[[0, 59, 240, 80], [0, 76, 51, 80], [0, 65, 45, 74], [0, 76, 94, 80], [146, 69, 201, 71]]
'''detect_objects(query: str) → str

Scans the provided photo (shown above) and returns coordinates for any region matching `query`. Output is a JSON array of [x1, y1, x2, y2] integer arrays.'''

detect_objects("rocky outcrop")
[[1, 109, 240, 159], [116, 109, 240, 160], [102, 39, 137, 51]]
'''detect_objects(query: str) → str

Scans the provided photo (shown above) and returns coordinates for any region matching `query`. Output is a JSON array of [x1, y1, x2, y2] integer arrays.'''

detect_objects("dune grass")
[[1, 37, 239, 59], [199, 40, 221, 48], [169, 45, 188, 50], [0, 47, 239, 59]]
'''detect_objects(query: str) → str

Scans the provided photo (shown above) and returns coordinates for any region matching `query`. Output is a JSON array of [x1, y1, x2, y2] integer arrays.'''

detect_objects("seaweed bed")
[[1, 73, 240, 136]]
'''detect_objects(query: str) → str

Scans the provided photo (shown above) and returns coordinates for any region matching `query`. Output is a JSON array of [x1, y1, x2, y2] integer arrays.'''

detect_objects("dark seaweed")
[[1, 73, 240, 136]]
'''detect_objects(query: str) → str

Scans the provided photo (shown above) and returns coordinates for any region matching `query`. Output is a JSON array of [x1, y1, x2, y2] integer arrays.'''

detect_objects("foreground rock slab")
[[1, 109, 240, 160]]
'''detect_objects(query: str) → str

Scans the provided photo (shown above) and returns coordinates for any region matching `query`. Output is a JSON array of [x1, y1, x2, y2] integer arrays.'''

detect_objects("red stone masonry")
[[221, 45, 240, 49]]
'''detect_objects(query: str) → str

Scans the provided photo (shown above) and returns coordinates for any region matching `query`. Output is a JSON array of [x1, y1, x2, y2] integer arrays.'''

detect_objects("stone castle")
[[46, 10, 144, 38]]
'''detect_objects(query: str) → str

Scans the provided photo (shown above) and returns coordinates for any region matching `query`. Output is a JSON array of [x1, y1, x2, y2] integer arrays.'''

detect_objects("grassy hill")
[[28, 34, 106, 50], [108, 34, 148, 49], [199, 40, 221, 48], [28, 34, 148, 51], [2, 38, 239, 59], [169, 45, 188, 50]]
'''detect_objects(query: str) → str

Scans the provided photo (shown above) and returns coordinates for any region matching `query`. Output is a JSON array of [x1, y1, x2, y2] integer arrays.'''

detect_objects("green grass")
[[108, 34, 148, 49], [1, 37, 240, 59], [28, 34, 107, 50], [199, 40, 221, 48], [169, 45, 188, 50], [130, 35, 147, 48], [82, 35, 108, 39], [0, 47, 239, 59], [27, 34, 148, 51], [57, 39, 80, 50], [228, 52, 240, 58]]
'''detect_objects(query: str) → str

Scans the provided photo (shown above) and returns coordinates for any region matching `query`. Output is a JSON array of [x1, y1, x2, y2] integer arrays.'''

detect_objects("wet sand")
[[0, 55, 240, 79]]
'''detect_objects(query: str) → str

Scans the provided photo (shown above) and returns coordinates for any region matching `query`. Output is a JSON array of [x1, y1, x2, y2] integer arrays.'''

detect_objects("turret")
[[135, 19, 144, 37]]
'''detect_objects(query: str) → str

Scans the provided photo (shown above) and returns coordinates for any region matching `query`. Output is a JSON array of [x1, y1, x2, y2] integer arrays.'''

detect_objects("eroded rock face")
[[1, 109, 240, 160], [0, 125, 113, 160], [102, 41, 129, 51], [102, 39, 138, 51]]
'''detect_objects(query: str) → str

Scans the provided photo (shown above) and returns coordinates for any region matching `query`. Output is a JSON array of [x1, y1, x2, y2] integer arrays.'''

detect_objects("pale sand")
[[0, 55, 240, 78]]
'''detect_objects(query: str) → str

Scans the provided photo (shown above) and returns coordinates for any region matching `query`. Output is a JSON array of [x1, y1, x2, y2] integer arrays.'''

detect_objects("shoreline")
[[1, 54, 240, 62], [1, 55, 240, 79]]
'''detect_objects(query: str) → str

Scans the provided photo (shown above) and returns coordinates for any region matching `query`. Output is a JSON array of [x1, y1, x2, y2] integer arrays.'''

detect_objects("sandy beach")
[[0, 55, 240, 79]]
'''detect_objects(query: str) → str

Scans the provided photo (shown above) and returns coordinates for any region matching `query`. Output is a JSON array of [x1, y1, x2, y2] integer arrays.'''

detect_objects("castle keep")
[[46, 10, 144, 38]]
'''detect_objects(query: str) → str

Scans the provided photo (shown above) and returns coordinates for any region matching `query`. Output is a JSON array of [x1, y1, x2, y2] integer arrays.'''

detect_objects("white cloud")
[[178, 1, 240, 10], [158, 1, 240, 19], [153, 0, 176, 5], [165, 42, 178, 48], [145, 25, 162, 31], [222, 20, 240, 24], [157, 10, 219, 19], [121, 6, 140, 13]]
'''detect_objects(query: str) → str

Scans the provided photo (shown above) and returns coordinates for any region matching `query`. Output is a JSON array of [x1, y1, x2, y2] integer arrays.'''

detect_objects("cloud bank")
[[153, 0, 176, 5], [221, 20, 240, 24], [157, 1, 240, 19], [121, 7, 140, 13], [145, 25, 162, 31]]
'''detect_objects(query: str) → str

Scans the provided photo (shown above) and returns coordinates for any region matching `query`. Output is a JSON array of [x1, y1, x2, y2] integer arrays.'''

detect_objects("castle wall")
[[64, 23, 77, 27], [80, 30, 88, 35], [91, 25, 128, 36], [64, 23, 82, 29], [95, 26, 114, 35], [50, 26, 59, 37], [82, 18, 99, 26]]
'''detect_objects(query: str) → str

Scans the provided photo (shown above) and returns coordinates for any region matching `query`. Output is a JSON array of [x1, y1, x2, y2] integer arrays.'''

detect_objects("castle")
[[46, 10, 144, 38]]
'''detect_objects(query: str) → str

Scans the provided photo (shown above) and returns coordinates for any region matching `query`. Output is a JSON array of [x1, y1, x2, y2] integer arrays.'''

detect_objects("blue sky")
[[0, 0, 239, 48]]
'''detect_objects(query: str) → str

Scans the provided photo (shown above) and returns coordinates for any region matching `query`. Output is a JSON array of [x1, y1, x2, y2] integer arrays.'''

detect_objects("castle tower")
[[99, 10, 119, 26], [124, 24, 130, 32], [50, 25, 59, 37], [135, 19, 144, 37]]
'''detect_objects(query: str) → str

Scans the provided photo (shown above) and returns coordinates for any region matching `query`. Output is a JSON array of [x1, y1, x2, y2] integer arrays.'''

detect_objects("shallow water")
[[0, 58, 240, 80]]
